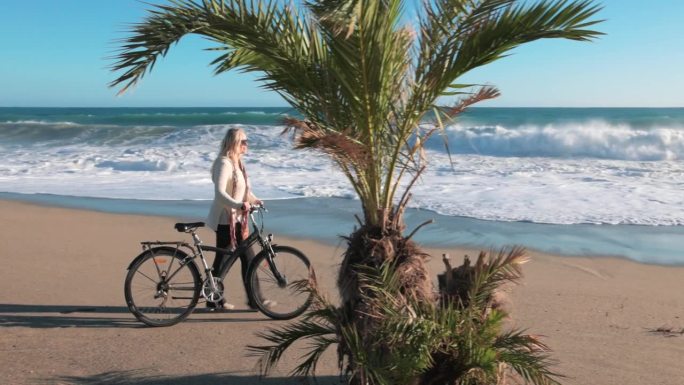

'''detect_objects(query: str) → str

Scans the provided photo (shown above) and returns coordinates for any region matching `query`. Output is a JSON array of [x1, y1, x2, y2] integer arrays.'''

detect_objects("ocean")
[[1, 107, 683, 264]]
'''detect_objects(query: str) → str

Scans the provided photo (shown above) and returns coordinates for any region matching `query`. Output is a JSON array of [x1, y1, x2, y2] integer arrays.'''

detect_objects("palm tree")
[[111, 0, 602, 382], [249, 247, 561, 385]]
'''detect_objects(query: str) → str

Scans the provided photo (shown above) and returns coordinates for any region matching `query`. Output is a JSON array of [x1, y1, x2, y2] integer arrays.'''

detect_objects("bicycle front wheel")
[[124, 247, 201, 327], [248, 245, 313, 320]]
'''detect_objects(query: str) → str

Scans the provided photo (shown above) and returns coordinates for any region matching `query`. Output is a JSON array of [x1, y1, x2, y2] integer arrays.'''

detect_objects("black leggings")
[[213, 223, 255, 305]]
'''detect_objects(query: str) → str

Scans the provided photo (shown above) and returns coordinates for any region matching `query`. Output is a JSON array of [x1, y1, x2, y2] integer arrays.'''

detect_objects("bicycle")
[[124, 205, 313, 327]]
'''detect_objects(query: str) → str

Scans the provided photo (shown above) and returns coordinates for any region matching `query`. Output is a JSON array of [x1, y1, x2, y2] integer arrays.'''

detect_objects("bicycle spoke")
[[257, 265, 276, 280], [135, 269, 160, 285], [165, 252, 177, 279]]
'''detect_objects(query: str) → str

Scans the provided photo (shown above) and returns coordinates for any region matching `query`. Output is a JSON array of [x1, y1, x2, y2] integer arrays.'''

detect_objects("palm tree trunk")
[[337, 210, 434, 382]]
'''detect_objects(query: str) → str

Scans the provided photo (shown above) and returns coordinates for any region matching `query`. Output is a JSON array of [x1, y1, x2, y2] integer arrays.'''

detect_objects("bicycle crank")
[[201, 276, 225, 303]]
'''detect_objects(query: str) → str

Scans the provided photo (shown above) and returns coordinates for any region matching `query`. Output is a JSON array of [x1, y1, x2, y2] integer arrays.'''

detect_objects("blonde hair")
[[218, 127, 246, 158]]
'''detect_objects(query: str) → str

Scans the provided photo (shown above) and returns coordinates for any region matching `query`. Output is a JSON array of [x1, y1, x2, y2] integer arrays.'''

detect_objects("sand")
[[1, 199, 683, 385]]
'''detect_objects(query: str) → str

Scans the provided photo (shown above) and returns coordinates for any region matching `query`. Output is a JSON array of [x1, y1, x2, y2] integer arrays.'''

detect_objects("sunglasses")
[[240, 140, 248, 145]]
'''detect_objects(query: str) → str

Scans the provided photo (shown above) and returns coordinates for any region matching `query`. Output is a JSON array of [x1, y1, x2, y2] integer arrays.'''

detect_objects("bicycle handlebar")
[[249, 203, 267, 213]]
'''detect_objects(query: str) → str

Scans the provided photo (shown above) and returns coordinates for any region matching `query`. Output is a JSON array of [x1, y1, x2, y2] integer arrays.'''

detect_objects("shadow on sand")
[[42, 369, 342, 385], [0, 304, 271, 328]]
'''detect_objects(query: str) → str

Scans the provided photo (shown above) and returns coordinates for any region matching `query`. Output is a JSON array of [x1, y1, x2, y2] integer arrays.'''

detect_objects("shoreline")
[[1, 192, 683, 265], [1, 199, 683, 384]]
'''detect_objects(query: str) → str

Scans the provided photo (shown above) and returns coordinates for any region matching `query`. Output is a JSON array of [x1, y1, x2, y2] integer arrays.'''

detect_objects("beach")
[[2, 0, 684, 381], [1, 199, 683, 385]]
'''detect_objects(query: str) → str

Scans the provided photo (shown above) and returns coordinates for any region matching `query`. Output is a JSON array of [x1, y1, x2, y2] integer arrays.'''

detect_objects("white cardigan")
[[206, 157, 258, 231]]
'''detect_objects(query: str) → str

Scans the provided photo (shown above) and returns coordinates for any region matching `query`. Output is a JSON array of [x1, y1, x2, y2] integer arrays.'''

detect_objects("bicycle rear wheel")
[[124, 247, 200, 327], [248, 245, 313, 320]]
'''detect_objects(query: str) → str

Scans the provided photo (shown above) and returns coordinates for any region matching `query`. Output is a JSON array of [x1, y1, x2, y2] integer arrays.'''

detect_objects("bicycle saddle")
[[174, 222, 205, 232]]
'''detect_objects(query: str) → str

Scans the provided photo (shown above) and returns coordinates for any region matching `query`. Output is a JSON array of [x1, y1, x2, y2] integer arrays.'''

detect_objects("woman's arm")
[[213, 158, 243, 209]]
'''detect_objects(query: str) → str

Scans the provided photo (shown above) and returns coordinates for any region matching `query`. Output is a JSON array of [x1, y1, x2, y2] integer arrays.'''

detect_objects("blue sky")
[[0, 0, 682, 107]]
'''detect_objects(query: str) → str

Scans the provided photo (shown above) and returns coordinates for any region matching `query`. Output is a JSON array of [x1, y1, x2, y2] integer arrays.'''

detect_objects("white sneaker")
[[207, 302, 235, 311], [262, 300, 277, 308]]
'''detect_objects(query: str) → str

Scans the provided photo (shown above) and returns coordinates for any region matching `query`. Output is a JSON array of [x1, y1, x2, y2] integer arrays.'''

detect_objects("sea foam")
[[1, 108, 683, 227], [439, 121, 684, 160]]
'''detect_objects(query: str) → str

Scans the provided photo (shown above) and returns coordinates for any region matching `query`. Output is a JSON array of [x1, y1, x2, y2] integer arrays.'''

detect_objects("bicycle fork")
[[263, 243, 288, 288]]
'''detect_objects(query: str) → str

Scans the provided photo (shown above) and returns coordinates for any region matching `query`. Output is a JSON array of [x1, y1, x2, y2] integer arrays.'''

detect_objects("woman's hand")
[[241, 202, 251, 212]]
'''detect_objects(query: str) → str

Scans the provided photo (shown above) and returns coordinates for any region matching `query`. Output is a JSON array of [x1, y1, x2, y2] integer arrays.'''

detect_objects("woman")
[[206, 127, 262, 310]]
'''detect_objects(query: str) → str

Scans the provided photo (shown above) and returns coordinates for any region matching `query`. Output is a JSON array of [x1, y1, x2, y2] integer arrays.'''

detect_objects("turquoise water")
[[2, 192, 682, 265], [2, 106, 683, 128]]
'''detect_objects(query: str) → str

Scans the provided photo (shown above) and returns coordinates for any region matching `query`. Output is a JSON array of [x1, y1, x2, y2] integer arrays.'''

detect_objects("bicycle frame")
[[139, 208, 286, 299]]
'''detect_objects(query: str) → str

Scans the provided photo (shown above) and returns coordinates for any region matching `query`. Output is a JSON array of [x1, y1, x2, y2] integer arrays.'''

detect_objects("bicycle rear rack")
[[141, 241, 195, 256]]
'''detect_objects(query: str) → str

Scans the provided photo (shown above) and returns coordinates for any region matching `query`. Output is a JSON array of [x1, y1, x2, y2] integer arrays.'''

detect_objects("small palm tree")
[[111, 0, 602, 383], [249, 247, 558, 385]]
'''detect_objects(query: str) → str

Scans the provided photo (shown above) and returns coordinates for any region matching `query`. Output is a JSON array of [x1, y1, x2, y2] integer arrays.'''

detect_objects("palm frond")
[[247, 317, 337, 375], [111, 0, 333, 127], [109, 0, 205, 94], [306, 0, 363, 37], [283, 117, 371, 173], [247, 279, 342, 377], [495, 331, 563, 385], [467, 247, 528, 310], [412, 0, 603, 112], [439, 85, 501, 119]]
